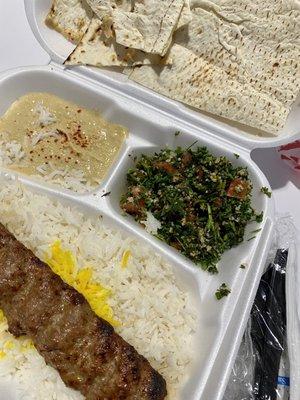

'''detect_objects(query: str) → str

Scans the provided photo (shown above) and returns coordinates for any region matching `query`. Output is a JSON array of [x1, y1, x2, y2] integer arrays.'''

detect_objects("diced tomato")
[[154, 161, 177, 174], [138, 199, 145, 208], [170, 241, 181, 250], [181, 152, 193, 166], [214, 198, 222, 207], [122, 203, 140, 215], [197, 167, 204, 180], [227, 178, 249, 200], [186, 213, 196, 222]]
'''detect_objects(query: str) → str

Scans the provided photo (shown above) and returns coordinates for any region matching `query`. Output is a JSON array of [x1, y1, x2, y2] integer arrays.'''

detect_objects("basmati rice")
[[33, 103, 56, 127], [0, 180, 197, 400], [0, 139, 97, 193]]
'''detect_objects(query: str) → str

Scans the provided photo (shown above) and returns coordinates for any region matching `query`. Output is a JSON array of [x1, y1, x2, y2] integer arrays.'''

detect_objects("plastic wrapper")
[[224, 216, 298, 400], [278, 140, 300, 171]]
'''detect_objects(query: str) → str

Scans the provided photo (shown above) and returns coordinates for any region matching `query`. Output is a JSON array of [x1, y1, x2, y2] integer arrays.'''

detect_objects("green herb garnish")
[[261, 186, 272, 198], [240, 264, 246, 269], [120, 146, 260, 272], [234, 153, 240, 159], [251, 228, 262, 234], [215, 283, 231, 300], [101, 191, 111, 197], [174, 131, 180, 136], [255, 211, 264, 223], [186, 140, 198, 150]]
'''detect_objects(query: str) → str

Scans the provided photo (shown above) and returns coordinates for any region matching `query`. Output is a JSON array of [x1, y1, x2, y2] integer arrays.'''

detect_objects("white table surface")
[[1, 0, 299, 222]]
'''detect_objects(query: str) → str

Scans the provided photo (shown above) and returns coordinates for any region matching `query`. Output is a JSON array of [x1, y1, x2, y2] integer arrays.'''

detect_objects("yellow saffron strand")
[[45, 240, 120, 327], [121, 250, 131, 269]]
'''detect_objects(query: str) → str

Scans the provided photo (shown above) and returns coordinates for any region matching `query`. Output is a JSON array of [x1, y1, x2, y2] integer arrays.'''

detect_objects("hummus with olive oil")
[[0, 93, 127, 185]]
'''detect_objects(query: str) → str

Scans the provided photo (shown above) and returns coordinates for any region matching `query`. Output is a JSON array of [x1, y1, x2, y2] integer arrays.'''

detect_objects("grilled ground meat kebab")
[[0, 223, 167, 400]]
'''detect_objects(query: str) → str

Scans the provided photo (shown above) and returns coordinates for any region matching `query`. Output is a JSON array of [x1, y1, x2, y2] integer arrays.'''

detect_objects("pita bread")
[[127, 0, 300, 134], [45, 0, 92, 43], [85, 0, 132, 19], [65, 17, 168, 67], [112, 0, 185, 56]]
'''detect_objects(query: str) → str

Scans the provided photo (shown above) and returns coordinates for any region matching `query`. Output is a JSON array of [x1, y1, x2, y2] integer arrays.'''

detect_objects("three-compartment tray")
[[0, 0, 292, 399]]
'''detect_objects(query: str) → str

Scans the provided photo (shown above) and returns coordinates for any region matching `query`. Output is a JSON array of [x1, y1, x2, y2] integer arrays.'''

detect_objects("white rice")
[[33, 103, 56, 127], [0, 139, 26, 167], [0, 138, 97, 193], [0, 180, 197, 400], [141, 211, 162, 235], [30, 130, 60, 146], [34, 162, 96, 193]]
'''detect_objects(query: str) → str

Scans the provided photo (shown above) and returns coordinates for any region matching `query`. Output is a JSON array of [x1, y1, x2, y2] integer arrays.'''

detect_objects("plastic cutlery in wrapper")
[[224, 215, 299, 400]]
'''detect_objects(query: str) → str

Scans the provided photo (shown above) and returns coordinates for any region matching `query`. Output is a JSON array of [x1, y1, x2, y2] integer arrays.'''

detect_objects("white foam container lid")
[[0, 0, 284, 399]]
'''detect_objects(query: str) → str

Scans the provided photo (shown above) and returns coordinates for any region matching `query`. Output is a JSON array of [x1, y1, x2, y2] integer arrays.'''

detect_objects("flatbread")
[[177, 0, 192, 28], [175, 0, 300, 107], [65, 18, 168, 67], [113, 0, 185, 56], [45, 0, 93, 43], [85, 0, 132, 20], [126, 44, 293, 134], [127, 0, 300, 134]]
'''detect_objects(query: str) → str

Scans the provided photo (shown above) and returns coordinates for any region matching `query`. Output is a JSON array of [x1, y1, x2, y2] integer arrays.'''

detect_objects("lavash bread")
[[112, 0, 185, 56], [65, 17, 168, 67], [177, 0, 192, 28], [175, 0, 300, 109], [46, 0, 300, 135], [127, 0, 300, 135], [126, 44, 294, 134], [85, 0, 132, 20], [45, 0, 93, 43]]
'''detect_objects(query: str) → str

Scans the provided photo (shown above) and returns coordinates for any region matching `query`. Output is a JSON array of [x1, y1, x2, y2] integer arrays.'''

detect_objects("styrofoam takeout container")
[[0, 0, 286, 399]]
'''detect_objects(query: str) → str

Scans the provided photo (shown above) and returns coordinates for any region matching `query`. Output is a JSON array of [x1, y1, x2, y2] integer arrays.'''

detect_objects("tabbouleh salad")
[[120, 145, 263, 273]]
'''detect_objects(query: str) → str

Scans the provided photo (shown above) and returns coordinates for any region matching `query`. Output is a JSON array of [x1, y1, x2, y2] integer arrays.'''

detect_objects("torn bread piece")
[[45, 0, 93, 43], [127, 0, 300, 135], [126, 44, 294, 135], [65, 18, 169, 67], [177, 0, 191, 28], [113, 0, 185, 56], [174, 0, 300, 108], [85, 0, 132, 20]]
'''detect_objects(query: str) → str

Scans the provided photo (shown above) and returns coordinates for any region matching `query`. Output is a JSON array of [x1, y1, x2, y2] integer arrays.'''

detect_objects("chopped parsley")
[[101, 191, 111, 197], [261, 186, 272, 198], [234, 153, 240, 159], [174, 131, 181, 136], [251, 228, 262, 234], [240, 264, 246, 269], [215, 283, 231, 300], [120, 146, 262, 273], [255, 211, 264, 223]]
